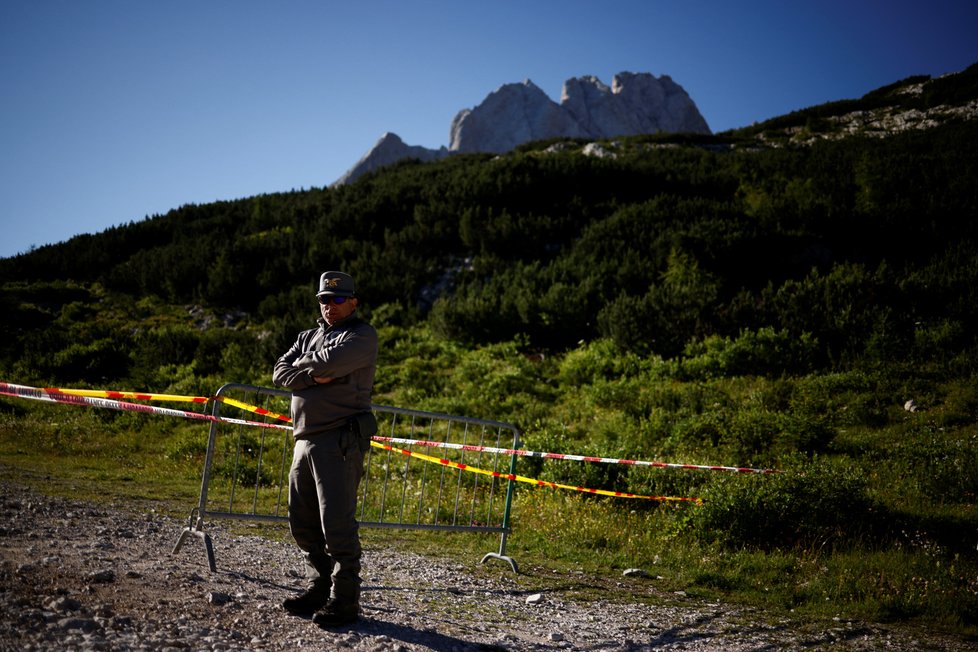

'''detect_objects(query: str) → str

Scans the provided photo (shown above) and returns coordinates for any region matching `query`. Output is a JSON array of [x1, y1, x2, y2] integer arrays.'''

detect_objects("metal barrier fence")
[[172, 383, 521, 573]]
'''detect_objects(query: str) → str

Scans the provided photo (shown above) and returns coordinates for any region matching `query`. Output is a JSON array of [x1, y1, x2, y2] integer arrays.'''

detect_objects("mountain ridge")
[[334, 71, 710, 185]]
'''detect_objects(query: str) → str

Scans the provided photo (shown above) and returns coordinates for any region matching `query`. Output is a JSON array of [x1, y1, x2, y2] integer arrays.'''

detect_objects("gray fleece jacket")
[[272, 313, 377, 440]]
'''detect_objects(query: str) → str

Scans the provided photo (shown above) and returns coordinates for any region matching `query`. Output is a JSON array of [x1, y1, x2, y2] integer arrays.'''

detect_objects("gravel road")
[[1, 480, 972, 651]]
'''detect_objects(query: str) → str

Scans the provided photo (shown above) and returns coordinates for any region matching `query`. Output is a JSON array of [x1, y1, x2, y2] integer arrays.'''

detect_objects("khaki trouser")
[[288, 430, 365, 605]]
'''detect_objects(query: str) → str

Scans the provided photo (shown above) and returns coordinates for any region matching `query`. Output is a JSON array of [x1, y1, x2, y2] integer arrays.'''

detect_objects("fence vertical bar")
[[481, 426, 520, 573]]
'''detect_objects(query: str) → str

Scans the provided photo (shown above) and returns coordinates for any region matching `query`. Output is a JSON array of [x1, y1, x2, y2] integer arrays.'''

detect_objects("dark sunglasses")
[[318, 295, 350, 305]]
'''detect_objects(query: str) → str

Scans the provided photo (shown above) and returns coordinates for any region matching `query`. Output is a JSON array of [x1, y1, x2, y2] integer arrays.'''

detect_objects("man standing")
[[273, 271, 378, 627]]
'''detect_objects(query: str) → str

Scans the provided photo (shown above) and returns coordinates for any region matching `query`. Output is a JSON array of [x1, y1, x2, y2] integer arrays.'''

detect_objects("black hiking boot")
[[312, 599, 359, 627], [282, 588, 329, 616]]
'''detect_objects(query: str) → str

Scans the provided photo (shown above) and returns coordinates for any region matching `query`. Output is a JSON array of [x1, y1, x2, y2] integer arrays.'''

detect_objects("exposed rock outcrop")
[[334, 72, 710, 185], [560, 72, 711, 138], [333, 132, 448, 186], [447, 79, 588, 154]]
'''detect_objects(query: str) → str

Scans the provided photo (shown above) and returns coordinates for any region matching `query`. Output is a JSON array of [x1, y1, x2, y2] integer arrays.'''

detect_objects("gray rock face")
[[448, 79, 588, 153], [451, 72, 710, 152], [334, 72, 710, 184], [333, 132, 448, 185], [560, 72, 710, 137]]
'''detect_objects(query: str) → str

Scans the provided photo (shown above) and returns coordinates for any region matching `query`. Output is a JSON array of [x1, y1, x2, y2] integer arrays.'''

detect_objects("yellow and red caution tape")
[[374, 441, 703, 504], [44, 387, 209, 403], [213, 396, 292, 423], [11, 383, 294, 424], [0, 382, 289, 431]]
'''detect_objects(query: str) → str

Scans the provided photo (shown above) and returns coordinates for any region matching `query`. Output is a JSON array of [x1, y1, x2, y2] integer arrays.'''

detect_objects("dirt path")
[[1, 481, 971, 651]]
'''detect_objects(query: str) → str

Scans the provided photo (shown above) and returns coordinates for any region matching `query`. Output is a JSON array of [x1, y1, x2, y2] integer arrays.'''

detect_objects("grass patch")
[[2, 365, 977, 640], [0, 401, 203, 516]]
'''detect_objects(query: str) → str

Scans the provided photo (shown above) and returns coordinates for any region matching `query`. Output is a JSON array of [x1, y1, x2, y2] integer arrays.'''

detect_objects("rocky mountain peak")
[[448, 78, 587, 153], [332, 132, 448, 186], [449, 72, 709, 153], [334, 71, 710, 185]]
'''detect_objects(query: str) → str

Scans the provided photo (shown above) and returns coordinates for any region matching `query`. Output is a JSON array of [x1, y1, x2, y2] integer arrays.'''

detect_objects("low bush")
[[691, 458, 886, 551], [890, 421, 978, 504], [680, 327, 820, 379]]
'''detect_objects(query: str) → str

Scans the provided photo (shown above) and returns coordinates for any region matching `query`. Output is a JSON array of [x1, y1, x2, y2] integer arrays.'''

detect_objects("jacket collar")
[[318, 311, 359, 331]]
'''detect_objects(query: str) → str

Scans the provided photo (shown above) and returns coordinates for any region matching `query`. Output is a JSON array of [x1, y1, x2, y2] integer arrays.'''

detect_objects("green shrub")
[[769, 263, 891, 365], [50, 337, 132, 383], [891, 421, 978, 504], [556, 339, 649, 386], [680, 327, 820, 379], [692, 459, 885, 550], [935, 378, 978, 428], [131, 325, 200, 371], [667, 410, 728, 451], [790, 371, 889, 428], [777, 412, 836, 455], [429, 337, 555, 421], [721, 407, 782, 463]]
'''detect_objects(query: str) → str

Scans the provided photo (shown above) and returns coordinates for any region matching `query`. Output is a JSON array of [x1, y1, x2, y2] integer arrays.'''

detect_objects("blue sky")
[[2, 1, 976, 259]]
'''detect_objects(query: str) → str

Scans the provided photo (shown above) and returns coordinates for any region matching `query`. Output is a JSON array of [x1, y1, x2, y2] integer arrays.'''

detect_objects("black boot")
[[312, 598, 359, 627], [282, 587, 330, 616]]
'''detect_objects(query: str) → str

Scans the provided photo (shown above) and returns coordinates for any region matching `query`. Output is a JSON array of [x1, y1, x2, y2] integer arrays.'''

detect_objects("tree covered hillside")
[[2, 65, 978, 384]]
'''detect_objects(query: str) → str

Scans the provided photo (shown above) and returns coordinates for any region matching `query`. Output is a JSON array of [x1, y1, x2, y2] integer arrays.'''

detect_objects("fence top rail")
[[372, 404, 519, 432], [212, 383, 520, 433]]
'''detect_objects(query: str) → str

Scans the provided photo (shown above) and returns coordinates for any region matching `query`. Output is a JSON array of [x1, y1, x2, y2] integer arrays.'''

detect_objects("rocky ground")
[[1, 480, 973, 651]]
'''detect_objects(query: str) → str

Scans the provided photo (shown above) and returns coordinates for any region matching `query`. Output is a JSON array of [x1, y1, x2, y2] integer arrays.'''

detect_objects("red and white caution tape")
[[373, 436, 779, 474], [0, 382, 290, 431], [22, 383, 293, 423]]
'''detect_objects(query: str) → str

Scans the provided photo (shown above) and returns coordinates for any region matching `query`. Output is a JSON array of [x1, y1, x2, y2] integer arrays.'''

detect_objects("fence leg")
[[481, 531, 518, 573], [171, 509, 217, 573], [481, 551, 518, 574]]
